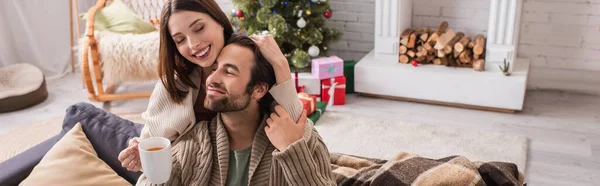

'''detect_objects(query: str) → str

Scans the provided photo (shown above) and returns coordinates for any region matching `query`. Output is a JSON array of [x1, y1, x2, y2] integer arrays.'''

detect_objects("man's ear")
[[252, 83, 269, 100]]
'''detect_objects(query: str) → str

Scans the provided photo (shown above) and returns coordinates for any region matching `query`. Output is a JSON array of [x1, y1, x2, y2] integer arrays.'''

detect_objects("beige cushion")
[[19, 123, 132, 186]]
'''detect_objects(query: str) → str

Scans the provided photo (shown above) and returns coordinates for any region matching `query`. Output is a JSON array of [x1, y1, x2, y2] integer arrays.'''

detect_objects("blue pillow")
[[61, 102, 143, 184]]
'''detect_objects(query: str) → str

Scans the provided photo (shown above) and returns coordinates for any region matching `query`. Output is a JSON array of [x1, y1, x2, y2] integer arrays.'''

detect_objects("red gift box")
[[298, 92, 317, 115], [321, 76, 346, 105]]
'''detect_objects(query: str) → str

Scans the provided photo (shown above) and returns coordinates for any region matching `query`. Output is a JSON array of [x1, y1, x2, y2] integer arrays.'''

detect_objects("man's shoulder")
[[173, 120, 213, 145]]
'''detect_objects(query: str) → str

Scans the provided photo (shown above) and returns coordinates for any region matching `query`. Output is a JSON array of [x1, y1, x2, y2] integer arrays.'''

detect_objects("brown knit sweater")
[[136, 67, 335, 186], [136, 113, 335, 186]]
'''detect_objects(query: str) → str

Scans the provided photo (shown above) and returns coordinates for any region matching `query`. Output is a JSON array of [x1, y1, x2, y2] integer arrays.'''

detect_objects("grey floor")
[[1, 72, 599, 185]]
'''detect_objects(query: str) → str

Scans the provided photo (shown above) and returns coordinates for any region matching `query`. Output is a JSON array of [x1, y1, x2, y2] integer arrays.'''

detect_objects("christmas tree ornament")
[[268, 15, 286, 34], [235, 9, 244, 17], [324, 46, 328, 50], [306, 9, 311, 15], [239, 16, 245, 21], [256, 7, 272, 23], [291, 50, 311, 68], [231, 9, 237, 17], [320, 0, 327, 2], [411, 60, 418, 67], [308, 45, 320, 57], [324, 10, 332, 18], [297, 17, 306, 28], [307, 27, 323, 45], [311, 0, 319, 2]]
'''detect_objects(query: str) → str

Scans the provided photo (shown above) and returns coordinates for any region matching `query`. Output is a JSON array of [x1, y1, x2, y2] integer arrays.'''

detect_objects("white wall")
[[0, 3, 19, 67], [412, 0, 491, 39], [219, 0, 600, 94], [518, 0, 600, 94], [0, 0, 98, 79]]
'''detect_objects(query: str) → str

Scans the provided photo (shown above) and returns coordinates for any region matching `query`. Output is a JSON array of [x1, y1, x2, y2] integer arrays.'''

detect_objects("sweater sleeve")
[[271, 128, 336, 186], [140, 81, 196, 141], [268, 79, 303, 123]]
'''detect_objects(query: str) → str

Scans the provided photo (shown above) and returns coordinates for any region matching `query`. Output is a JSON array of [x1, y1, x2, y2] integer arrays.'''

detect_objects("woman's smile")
[[192, 44, 212, 61]]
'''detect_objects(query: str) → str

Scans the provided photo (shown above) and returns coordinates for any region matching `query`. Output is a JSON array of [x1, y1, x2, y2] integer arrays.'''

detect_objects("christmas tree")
[[230, 0, 342, 70]]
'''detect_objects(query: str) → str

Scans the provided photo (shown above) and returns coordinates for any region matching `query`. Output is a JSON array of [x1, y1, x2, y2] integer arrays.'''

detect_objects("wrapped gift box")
[[292, 72, 321, 96], [344, 60, 357, 94], [311, 56, 344, 80], [298, 92, 317, 115], [308, 101, 327, 124], [321, 76, 346, 105]]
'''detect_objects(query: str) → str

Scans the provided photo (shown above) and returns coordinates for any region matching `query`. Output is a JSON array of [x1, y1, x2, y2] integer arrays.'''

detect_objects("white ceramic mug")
[[138, 137, 172, 184]]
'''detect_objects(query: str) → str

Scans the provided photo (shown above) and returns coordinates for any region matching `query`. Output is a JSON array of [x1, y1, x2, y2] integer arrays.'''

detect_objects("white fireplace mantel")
[[355, 0, 530, 112]]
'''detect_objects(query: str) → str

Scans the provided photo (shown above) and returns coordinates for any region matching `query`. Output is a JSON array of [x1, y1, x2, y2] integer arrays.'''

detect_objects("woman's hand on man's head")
[[250, 33, 292, 85], [249, 33, 288, 69]]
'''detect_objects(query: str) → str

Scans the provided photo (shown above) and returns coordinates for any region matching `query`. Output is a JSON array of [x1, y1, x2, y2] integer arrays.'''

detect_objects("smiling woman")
[[157, 0, 233, 104]]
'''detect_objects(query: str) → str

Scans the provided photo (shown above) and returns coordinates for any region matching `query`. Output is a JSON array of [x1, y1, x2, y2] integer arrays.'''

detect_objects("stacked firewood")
[[398, 21, 487, 71]]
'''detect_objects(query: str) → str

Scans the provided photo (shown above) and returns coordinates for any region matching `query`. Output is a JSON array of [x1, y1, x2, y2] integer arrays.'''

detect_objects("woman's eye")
[[195, 26, 204, 32], [175, 38, 185, 44]]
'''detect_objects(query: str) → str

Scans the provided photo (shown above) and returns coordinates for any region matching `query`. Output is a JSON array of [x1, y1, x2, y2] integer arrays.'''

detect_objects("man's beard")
[[204, 87, 252, 112]]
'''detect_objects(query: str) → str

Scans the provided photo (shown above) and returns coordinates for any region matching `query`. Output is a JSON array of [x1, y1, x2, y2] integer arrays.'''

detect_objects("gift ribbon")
[[298, 93, 316, 114], [323, 77, 346, 107], [314, 108, 322, 115], [294, 71, 300, 93], [309, 108, 323, 123], [324, 57, 343, 78]]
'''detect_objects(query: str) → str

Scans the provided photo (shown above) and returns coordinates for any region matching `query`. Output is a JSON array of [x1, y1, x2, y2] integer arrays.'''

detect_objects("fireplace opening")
[[397, 21, 488, 72]]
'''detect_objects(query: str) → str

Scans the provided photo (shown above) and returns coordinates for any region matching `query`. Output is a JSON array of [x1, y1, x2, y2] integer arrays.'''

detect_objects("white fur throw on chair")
[[77, 30, 160, 83]]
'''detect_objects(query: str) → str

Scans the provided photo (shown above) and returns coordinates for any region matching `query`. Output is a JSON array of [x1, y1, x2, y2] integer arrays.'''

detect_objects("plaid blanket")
[[330, 152, 525, 186]]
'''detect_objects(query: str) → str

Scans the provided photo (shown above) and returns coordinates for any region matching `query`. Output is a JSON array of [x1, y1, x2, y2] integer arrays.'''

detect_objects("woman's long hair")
[[158, 0, 234, 104]]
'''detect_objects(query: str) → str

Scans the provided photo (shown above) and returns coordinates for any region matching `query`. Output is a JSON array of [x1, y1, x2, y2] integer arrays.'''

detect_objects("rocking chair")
[[79, 0, 163, 102]]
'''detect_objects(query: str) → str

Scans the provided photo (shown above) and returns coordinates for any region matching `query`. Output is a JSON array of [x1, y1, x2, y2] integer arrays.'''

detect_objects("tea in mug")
[[146, 147, 164, 151]]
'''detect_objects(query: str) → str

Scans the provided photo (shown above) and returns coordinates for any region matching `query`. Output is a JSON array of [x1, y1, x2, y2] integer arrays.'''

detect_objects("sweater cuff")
[[268, 79, 304, 122], [272, 138, 314, 170]]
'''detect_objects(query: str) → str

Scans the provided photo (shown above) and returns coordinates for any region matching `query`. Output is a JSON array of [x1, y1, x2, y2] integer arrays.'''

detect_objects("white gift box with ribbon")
[[292, 72, 322, 96]]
